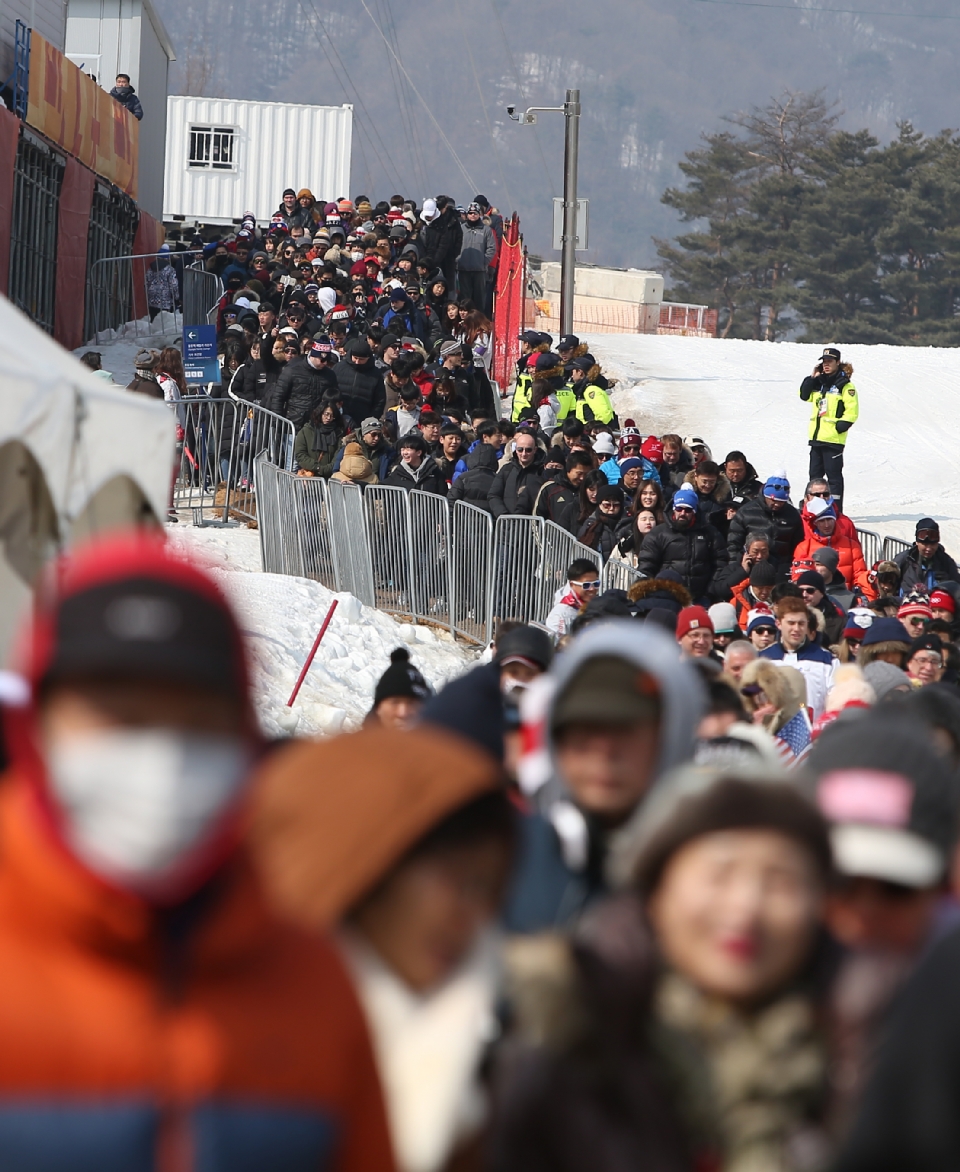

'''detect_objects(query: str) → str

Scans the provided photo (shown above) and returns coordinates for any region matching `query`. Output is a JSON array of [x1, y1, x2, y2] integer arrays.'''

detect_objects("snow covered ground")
[[167, 524, 473, 739], [586, 333, 960, 556], [74, 311, 183, 387]]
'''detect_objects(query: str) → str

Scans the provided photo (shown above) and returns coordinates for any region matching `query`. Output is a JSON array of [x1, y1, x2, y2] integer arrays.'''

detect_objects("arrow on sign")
[[187, 330, 198, 340]]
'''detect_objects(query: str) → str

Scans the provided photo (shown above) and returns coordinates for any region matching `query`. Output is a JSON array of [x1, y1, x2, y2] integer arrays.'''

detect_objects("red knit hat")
[[642, 436, 664, 463], [930, 589, 956, 615], [676, 605, 714, 641]]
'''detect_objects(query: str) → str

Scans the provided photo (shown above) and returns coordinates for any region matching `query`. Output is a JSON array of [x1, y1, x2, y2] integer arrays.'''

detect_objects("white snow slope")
[[587, 333, 960, 556], [167, 526, 472, 739]]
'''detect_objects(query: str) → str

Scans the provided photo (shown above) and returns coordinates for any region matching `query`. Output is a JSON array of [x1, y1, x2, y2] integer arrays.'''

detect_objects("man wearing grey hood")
[[504, 621, 705, 932]]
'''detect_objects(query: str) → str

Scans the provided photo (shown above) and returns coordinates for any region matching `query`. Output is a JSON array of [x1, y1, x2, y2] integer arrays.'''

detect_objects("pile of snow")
[[75, 314, 184, 387], [588, 333, 960, 556], [168, 524, 473, 739]]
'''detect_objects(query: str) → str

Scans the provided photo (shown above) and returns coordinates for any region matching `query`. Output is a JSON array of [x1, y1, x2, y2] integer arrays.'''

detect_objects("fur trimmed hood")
[[628, 577, 692, 609], [739, 659, 807, 732], [682, 468, 733, 504]]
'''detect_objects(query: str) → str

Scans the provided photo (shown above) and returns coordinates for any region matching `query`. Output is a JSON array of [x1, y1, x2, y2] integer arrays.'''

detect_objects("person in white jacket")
[[759, 595, 837, 719]]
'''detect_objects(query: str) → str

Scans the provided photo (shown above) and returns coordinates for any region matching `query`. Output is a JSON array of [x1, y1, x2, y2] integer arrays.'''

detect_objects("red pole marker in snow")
[[286, 599, 339, 708]]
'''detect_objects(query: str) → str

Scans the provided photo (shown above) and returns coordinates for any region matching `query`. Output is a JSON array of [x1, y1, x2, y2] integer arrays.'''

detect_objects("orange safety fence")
[[492, 214, 524, 391]]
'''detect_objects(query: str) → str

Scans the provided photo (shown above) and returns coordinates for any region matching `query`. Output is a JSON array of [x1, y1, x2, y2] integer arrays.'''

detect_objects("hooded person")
[[0, 533, 394, 1170], [504, 621, 706, 933], [247, 723, 515, 1172], [491, 768, 834, 1172], [330, 440, 379, 487], [626, 569, 693, 620]]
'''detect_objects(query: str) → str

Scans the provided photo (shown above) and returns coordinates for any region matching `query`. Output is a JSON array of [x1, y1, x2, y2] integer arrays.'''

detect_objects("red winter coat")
[[796, 505, 873, 597]]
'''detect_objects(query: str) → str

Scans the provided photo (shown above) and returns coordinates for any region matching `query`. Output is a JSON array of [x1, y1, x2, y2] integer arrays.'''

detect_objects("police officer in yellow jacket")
[[799, 346, 858, 505], [511, 331, 552, 423], [569, 355, 616, 425]]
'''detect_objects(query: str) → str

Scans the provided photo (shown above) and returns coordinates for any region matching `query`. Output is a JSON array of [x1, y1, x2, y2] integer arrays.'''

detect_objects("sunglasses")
[[799, 586, 819, 595], [622, 446, 640, 454], [572, 579, 600, 590], [808, 490, 831, 499]]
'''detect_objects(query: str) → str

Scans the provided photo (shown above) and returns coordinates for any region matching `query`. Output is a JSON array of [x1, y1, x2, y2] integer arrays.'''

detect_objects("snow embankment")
[[587, 333, 960, 556], [167, 525, 472, 739], [74, 312, 183, 387]]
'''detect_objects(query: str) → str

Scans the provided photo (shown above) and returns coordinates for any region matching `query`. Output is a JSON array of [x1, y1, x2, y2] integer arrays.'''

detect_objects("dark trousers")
[[809, 441, 845, 503], [457, 269, 486, 309]]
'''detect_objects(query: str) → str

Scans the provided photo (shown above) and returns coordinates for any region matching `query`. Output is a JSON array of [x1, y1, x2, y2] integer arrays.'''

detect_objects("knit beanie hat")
[[812, 547, 840, 575], [749, 561, 777, 588], [672, 486, 699, 513], [373, 648, 432, 707], [930, 589, 957, 615], [633, 775, 832, 896], [677, 606, 713, 641], [747, 609, 777, 635], [642, 437, 664, 463], [796, 570, 826, 593], [861, 660, 911, 702], [898, 592, 933, 622], [708, 602, 738, 635], [861, 617, 912, 647], [618, 457, 644, 476], [807, 714, 960, 887], [842, 608, 874, 641]]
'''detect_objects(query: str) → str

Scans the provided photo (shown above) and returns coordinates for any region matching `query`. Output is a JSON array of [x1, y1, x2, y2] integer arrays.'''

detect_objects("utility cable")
[[356, 0, 479, 192]]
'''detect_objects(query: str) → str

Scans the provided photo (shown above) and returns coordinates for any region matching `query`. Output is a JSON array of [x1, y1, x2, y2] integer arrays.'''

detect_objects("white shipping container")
[[164, 95, 352, 225]]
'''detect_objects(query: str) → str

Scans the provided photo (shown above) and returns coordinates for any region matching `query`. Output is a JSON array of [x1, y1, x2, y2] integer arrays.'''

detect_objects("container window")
[[188, 126, 236, 170]]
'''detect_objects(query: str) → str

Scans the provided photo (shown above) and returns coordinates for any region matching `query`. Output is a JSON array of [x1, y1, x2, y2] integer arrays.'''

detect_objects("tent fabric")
[[0, 108, 20, 297], [0, 291, 174, 588], [54, 158, 96, 351]]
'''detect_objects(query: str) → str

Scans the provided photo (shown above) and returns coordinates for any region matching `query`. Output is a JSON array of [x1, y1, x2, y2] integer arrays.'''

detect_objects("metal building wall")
[[164, 96, 353, 224], [0, 0, 67, 82]]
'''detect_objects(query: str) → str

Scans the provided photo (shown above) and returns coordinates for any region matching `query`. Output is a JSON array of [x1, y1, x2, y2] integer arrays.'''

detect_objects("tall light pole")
[[507, 89, 582, 338]]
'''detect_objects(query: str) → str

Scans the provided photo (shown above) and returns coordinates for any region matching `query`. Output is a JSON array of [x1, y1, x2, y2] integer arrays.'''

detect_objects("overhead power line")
[[356, 0, 479, 192], [692, 0, 960, 18]]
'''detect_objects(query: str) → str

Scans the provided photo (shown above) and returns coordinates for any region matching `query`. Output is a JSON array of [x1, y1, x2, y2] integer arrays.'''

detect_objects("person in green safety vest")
[[511, 330, 553, 423], [569, 355, 616, 425], [799, 345, 858, 507]]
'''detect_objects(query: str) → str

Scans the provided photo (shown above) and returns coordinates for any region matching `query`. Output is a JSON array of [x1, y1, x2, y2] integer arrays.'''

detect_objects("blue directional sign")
[[183, 324, 221, 384]]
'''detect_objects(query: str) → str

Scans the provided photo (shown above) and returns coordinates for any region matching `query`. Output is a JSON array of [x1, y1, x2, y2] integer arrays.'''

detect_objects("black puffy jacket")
[[422, 208, 463, 286], [577, 509, 622, 562], [488, 452, 547, 519], [637, 517, 729, 602], [727, 495, 804, 577], [895, 544, 960, 594], [449, 444, 498, 513], [334, 360, 386, 423], [384, 455, 448, 496], [274, 357, 337, 428]]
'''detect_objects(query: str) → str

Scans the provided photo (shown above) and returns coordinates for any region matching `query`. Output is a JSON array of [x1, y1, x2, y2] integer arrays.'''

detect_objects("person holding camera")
[[799, 346, 858, 506]]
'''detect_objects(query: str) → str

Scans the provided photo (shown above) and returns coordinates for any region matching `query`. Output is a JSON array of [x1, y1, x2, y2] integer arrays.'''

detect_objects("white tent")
[[0, 293, 174, 662]]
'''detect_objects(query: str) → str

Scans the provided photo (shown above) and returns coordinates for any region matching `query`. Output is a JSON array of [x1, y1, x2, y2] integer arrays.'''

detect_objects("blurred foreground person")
[[491, 772, 833, 1172], [249, 725, 515, 1172], [505, 621, 705, 931], [0, 535, 393, 1171], [806, 715, 960, 1140]]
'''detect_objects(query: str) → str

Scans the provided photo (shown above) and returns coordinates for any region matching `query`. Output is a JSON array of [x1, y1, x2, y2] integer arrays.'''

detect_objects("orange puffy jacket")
[[795, 506, 873, 597], [0, 777, 396, 1172]]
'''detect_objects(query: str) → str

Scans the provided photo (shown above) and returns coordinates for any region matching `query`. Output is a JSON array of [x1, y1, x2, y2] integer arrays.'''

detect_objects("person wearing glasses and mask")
[[546, 559, 602, 638], [894, 517, 960, 595]]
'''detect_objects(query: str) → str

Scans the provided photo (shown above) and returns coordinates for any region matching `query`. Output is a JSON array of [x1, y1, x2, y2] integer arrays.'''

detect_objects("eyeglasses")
[[912, 652, 942, 666], [572, 580, 601, 590]]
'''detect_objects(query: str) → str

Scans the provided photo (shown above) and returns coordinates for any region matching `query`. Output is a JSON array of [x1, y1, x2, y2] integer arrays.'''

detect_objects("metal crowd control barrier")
[[539, 521, 601, 620], [410, 490, 454, 631], [173, 396, 240, 524], [603, 558, 645, 593], [883, 536, 911, 561], [182, 264, 223, 327], [855, 528, 882, 569], [325, 479, 376, 605], [491, 515, 547, 625], [451, 503, 494, 646], [87, 250, 206, 342], [363, 485, 414, 617]]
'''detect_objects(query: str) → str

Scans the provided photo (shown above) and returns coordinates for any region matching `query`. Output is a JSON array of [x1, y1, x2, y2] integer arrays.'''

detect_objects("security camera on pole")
[[507, 90, 584, 337]]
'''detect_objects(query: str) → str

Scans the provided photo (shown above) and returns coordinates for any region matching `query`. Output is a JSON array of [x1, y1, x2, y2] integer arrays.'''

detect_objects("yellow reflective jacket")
[[574, 383, 615, 425], [556, 385, 577, 422], [800, 370, 858, 446]]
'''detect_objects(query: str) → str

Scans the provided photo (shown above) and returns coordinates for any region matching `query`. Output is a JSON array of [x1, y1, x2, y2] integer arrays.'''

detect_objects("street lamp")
[[507, 89, 581, 337]]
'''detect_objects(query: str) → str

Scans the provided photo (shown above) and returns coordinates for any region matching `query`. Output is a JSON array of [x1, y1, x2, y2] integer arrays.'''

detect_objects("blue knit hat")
[[673, 485, 699, 512], [861, 617, 912, 647], [763, 475, 790, 502]]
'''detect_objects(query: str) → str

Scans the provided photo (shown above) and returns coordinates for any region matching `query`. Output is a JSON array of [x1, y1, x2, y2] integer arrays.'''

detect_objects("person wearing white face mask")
[[0, 534, 395, 1171]]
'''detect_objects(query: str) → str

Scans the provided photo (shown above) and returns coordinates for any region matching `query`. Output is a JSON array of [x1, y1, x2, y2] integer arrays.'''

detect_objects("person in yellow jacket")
[[799, 346, 858, 506], [511, 330, 551, 422], [569, 355, 616, 425]]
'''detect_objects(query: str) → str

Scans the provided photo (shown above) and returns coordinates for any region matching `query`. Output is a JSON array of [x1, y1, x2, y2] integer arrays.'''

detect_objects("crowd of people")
[[42, 190, 960, 1172]]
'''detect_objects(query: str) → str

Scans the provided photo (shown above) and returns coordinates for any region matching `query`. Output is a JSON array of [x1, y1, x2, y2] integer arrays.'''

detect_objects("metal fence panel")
[[882, 536, 911, 561], [254, 455, 285, 573], [604, 558, 645, 593], [173, 396, 240, 523], [855, 528, 882, 569], [410, 491, 453, 631], [492, 515, 545, 626], [451, 503, 494, 646], [539, 521, 601, 620], [363, 485, 415, 617], [288, 474, 337, 589], [325, 479, 375, 605], [87, 250, 207, 343], [182, 264, 223, 327], [9, 133, 64, 336]]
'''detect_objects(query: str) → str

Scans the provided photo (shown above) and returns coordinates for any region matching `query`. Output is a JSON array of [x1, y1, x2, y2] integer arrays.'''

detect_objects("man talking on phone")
[[799, 346, 858, 507]]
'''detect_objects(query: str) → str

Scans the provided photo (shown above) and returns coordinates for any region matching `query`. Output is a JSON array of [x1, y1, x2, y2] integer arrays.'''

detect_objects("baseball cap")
[[809, 715, 960, 887], [558, 334, 580, 351]]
